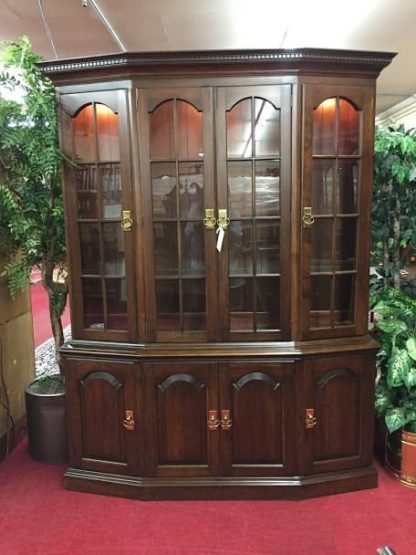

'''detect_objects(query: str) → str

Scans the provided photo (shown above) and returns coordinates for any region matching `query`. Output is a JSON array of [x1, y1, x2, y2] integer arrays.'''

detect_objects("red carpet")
[[0, 441, 415, 555], [31, 283, 70, 347]]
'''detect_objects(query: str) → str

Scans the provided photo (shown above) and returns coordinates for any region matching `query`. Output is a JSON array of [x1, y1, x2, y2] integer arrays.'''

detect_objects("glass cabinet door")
[[301, 85, 374, 339]]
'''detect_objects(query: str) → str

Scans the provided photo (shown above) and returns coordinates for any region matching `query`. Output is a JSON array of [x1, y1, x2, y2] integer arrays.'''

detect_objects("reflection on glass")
[[256, 221, 279, 274], [73, 105, 95, 163], [154, 222, 178, 275], [338, 99, 360, 155], [227, 99, 252, 158], [79, 224, 100, 274], [96, 104, 120, 162], [181, 222, 205, 275], [101, 163, 122, 219], [228, 161, 252, 218], [256, 277, 280, 329], [334, 275, 355, 325], [229, 277, 254, 331], [310, 275, 332, 328], [313, 98, 336, 155], [103, 223, 125, 276], [76, 166, 98, 219], [183, 279, 206, 330], [312, 160, 334, 215], [177, 101, 203, 160], [254, 98, 280, 156], [156, 279, 180, 331], [83, 278, 104, 329], [229, 221, 252, 275], [255, 160, 280, 216], [338, 161, 358, 213], [106, 278, 127, 329], [336, 218, 356, 270], [150, 100, 174, 160], [179, 162, 204, 219], [311, 219, 333, 272], [151, 163, 177, 218]]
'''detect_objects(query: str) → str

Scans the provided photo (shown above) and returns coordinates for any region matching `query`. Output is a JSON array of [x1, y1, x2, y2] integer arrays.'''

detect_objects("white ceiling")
[[0, 0, 415, 114]]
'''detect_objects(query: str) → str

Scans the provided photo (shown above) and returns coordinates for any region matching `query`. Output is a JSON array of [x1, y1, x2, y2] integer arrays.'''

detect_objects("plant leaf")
[[385, 407, 407, 433], [406, 337, 416, 361], [387, 347, 413, 387]]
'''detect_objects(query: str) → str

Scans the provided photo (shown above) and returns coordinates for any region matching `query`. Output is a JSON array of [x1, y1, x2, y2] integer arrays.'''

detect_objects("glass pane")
[[229, 277, 254, 331], [255, 160, 280, 216], [181, 222, 205, 275], [313, 98, 336, 155], [83, 278, 104, 329], [228, 161, 252, 218], [254, 98, 280, 156], [151, 163, 177, 218], [73, 105, 95, 163], [310, 275, 332, 328], [150, 101, 174, 160], [256, 276, 280, 330], [106, 278, 127, 329], [177, 101, 203, 160], [103, 223, 125, 276], [100, 163, 122, 219], [79, 223, 101, 274], [154, 222, 178, 275], [156, 279, 180, 331], [227, 99, 252, 158], [311, 219, 333, 272], [334, 275, 355, 326], [76, 166, 98, 219], [229, 221, 252, 275], [338, 99, 360, 155], [338, 160, 359, 213], [179, 162, 204, 219], [96, 104, 120, 162], [256, 221, 279, 274], [312, 160, 334, 215], [183, 279, 206, 331], [336, 218, 357, 270]]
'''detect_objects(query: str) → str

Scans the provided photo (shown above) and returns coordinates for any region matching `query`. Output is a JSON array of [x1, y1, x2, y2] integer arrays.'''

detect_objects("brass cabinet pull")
[[123, 410, 135, 431], [217, 208, 230, 230], [305, 408, 317, 430], [121, 210, 133, 232], [207, 410, 220, 431], [302, 207, 315, 228], [220, 409, 232, 431], [203, 208, 217, 230]]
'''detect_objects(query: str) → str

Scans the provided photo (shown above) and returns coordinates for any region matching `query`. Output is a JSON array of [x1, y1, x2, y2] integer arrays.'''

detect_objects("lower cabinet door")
[[65, 358, 142, 475], [219, 361, 297, 477], [144, 362, 219, 477], [301, 353, 375, 474]]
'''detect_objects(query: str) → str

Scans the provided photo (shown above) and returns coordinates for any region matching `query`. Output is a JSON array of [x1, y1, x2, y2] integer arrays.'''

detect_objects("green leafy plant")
[[0, 37, 67, 372]]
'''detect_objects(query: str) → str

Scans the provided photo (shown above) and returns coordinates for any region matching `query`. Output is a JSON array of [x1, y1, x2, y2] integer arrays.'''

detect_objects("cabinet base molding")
[[63, 465, 377, 501]]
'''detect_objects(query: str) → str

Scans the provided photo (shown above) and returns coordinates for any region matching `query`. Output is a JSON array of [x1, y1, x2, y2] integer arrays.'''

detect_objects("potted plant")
[[0, 37, 68, 462]]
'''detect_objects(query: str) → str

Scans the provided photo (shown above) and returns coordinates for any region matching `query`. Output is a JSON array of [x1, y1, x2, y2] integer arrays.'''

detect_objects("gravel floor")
[[35, 326, 71, 377]]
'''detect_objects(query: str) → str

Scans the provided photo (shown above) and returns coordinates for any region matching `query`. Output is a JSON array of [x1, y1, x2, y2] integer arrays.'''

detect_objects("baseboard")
[[0, 414, 27, 462]]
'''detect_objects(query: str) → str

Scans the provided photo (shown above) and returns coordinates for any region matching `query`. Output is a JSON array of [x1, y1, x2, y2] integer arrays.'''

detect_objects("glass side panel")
[[311, 219, 333, 272], [256, 276, 280, 329], [334, 275, 355, 325], [151, 162, 177, 218], [312, 160, 334, 215], [76, 166, 98, 219], [179, 162, 204, 219], [103, 223, 125, 276], [177, 101, 203, 160], [100, 163, 121, 219], [310, 275, 332, 329], [96, 103, 120, 162], [156, 279, 180, 331], [229, 221, 252, 275], [336, 218, 357, 271], [73, 105, 95, 163], [255, 160, 280, 217], [229, 277, 254, 331], [337, 160, 359, 213], [79, 223, 101, 274], [227, 98, 252, 158], [312, 98, 336, 155], [106, 278, 127, 329], [228, 160, 252, 218], [153, 222, 178, 275], [254, 98, 280, 157], [181, 222, 205, 275], [256, 221, 280, 274], [150, 100, 175, 160], [83, 277, 104, 329], [183, 279, 206, 331], [338, 99, 360, 155]]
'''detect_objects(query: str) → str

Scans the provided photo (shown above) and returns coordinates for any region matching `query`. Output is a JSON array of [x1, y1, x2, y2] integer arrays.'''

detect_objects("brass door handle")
[[123, 410, 135, 431], [220, 409, 232, 431], [203, 208, 216, 230], [302, 207, 315, 228], [217, 209, 230, 230], [121, 210, 133, 232], [305, 408, 317, 430], [207, 410, 220, 431]]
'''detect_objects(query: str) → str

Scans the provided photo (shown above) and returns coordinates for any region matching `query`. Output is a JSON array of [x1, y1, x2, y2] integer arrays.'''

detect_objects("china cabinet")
[[41, 47, 394, 499]]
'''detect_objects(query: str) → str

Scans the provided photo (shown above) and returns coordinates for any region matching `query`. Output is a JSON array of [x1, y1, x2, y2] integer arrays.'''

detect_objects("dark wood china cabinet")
[[40, 47, 394, 500]]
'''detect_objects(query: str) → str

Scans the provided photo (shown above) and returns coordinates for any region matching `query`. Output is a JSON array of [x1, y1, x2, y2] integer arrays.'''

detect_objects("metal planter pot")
[[385, 429, 416, 487]]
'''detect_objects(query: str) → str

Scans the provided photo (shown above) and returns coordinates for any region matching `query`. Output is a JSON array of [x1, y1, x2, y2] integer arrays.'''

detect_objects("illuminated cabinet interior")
[[41, 48, 394, 500]]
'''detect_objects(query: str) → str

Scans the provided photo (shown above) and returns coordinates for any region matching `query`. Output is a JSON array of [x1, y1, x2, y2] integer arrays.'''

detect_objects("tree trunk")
[[393, 196, 401, 289]]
